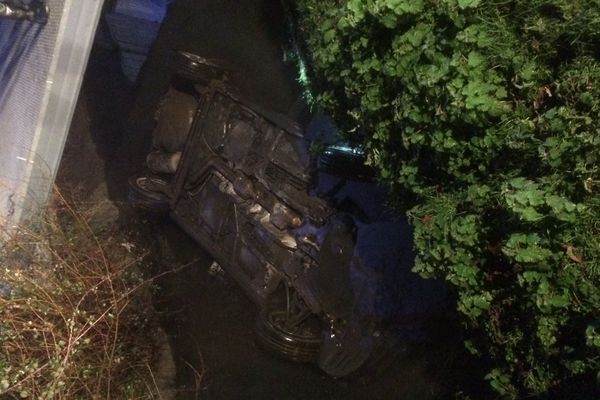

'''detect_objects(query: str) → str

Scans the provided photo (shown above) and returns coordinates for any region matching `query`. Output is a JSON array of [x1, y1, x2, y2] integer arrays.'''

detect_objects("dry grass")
[[0, 190, 164, 399]]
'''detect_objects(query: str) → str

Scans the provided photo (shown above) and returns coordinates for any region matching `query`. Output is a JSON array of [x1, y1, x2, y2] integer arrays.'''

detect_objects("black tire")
[[255, 308, 322, 363], [317, 321, 377, 378], [127, 174, 171, 213], [172, 51, 228, 85]]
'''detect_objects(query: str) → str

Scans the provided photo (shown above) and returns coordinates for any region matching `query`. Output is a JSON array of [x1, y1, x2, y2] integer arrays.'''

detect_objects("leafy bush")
[[293, 0, 600, 396], [0, 192, 163, 399]]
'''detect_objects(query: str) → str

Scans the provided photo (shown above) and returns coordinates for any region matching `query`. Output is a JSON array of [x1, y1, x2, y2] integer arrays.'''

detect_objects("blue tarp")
[[114, 0, 172, 22], [105, 0, 172, 81]]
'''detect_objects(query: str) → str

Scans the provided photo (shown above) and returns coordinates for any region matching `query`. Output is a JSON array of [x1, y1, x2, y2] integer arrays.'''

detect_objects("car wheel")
[[127, 174, 171, 213], [255, 288, 322, 363], [172, 50, 228, 85]]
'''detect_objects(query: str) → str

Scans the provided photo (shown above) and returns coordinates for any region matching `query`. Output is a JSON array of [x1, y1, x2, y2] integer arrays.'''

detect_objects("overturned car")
[[129, 52, 444, 377]]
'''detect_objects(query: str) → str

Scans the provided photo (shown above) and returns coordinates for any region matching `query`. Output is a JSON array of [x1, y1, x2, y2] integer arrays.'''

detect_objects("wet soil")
[[57, 1, 470, 399]]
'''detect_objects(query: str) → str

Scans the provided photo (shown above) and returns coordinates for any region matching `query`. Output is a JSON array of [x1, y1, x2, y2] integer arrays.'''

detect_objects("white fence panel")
[[0, 0, 104, 229]]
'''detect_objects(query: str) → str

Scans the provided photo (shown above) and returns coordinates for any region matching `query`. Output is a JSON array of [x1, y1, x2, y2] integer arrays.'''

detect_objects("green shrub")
[[293, 0, 600, 396]]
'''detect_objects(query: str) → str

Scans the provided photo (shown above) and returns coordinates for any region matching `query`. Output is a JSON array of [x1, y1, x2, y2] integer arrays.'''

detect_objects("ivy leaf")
[[586, 322, 600, 348], [545, 195, 579, 222], [453, 263, 479, 285], [545, 195, 564, 211], [346, 0, 365, 20], [537, 316, 558, 347], [509, 177, 529, 189], [564, 201, 576, 212], [458, 0, 482, 9], [521, 207, 544, 222], [485, 369, 515, 397], [515, 246, 552, 263], [519, 271, 543, 285], [464, 339, 480, 355], [467, 51, 485, 68], [536, 288, 571, 311], [526, 190, 545, 206], [503, 233, 553, 264], [387, 0, 425, 15], [380, 13, 397, 28], [547, 293, 570, 308], [323, 29, 336, 44], [459, 292, 492, 319]]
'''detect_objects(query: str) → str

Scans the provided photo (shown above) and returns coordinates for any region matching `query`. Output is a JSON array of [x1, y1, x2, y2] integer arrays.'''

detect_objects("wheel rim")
[[136, 176, 168, 193], [128, 174, 170, 212], [268, 310, 321, 342], [256, 309, 321, 362], [255, 288, 322, 363]]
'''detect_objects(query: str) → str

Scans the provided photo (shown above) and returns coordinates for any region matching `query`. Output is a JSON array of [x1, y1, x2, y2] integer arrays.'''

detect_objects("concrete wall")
[[0, 0, 104, 228]]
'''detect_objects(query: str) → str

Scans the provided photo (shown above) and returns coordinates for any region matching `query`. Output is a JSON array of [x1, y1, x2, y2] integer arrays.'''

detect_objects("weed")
[[0, 189, 164, 399]]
